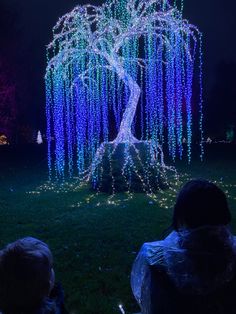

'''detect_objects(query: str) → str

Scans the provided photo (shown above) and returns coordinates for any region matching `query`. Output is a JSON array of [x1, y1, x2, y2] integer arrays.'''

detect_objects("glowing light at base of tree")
[[45, 0, 203, 189]]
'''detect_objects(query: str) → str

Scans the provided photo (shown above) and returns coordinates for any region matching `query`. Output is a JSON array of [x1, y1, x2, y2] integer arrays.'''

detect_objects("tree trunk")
[[105, 54, 141, 143]]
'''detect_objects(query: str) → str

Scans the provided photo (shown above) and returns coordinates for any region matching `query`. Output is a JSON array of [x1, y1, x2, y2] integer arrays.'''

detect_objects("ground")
[[0, 144, 236, 314]]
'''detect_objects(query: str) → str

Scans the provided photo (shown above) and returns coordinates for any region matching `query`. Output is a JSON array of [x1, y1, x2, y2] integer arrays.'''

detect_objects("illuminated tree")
[[36, 130, 43, 144], [46, 0, 203, 190]]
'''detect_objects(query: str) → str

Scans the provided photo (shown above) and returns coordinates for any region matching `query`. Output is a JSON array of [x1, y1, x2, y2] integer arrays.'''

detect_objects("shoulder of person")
[[140, 231, 179, 266], [139, 241, 164, 266]]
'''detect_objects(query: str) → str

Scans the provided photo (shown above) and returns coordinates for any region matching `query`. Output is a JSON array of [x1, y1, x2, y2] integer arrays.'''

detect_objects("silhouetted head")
[[0, 237, 55, 313], [172, 179, 231, 230]]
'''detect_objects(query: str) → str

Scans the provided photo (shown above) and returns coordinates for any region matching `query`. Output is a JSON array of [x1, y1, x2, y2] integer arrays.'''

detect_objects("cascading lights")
[[45, 0, 203, 181]]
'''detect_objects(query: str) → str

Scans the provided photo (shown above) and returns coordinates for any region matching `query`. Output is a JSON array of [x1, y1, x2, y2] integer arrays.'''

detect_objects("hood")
[[161, 226, 236, 295]]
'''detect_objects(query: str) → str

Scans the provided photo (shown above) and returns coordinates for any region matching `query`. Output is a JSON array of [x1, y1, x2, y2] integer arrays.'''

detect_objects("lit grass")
[[0, 144, 236, 314]]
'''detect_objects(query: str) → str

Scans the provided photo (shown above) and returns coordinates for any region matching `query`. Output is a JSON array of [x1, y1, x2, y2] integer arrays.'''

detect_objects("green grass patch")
[[0, 145, 236, 313]]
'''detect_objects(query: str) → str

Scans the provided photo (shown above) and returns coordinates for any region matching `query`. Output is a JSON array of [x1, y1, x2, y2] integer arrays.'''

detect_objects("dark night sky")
[[1, 0, 236, 134]]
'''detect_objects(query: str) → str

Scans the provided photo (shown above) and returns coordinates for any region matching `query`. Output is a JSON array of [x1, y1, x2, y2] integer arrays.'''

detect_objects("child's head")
[[172, 179, 231, 230], [0, 237, 55, 313]]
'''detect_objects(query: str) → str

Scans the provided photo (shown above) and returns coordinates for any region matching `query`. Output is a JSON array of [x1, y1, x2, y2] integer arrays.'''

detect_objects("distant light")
[[0, 134, 9, 145], [118, 304, 125, 314], [36, 130, 43, 144]]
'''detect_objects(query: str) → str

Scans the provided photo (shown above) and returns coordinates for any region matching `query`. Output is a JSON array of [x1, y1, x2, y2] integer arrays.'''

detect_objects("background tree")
[[206, 60, 236, 140], [0, 58, 17, 141], [0, 2, 32, 144]]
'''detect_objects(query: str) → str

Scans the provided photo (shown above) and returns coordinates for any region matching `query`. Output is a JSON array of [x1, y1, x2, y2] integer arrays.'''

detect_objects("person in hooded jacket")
[[131, 179, 236, 314], [0, 237, 68, 314]]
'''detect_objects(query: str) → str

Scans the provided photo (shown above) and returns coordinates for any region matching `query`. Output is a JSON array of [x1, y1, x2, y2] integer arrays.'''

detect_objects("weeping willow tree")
[[45, 0, 203, 192]]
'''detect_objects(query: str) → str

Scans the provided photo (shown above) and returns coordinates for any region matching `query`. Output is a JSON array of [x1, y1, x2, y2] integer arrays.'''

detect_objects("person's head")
[[0, 237, 55, 313], [172, 179, 231, 230]]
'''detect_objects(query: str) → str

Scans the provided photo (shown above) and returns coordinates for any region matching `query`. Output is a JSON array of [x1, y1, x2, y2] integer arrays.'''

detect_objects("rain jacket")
[[131, 226, 236, 314]]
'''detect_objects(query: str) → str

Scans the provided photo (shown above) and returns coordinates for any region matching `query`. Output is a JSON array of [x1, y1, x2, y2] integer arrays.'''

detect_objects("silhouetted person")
[[131, 179, 236, 314], [0, 237, 68, 314]]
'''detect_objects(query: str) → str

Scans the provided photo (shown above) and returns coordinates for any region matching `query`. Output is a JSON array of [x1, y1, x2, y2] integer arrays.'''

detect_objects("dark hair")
[[0, 237, 53, 313], [172, 179, 231, 230]]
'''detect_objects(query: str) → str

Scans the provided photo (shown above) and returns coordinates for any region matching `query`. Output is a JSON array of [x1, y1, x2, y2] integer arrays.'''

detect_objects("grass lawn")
[[0, 144, 236, 314]]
